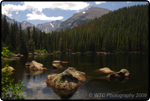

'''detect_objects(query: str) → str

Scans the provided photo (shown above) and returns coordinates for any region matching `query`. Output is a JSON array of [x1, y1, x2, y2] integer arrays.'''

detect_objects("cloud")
[[2, 2, 90, 20], [23, 2, 90, 12], [16, 11, 18, 14], [95, 1, 106, 5], [127, 1, 132, 3], [2, 3, 27, 18], [21, 81, 59, 99], [26, 11, 64, 21], [2, 2, 90, 16]]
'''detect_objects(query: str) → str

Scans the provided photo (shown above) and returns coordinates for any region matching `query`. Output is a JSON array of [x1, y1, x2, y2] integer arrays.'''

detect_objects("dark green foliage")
[[49, 4, 148, 53], [1, 47, 26, 100], [1, 47, 12, 58], [1, 18, 28, 55], [27, 38, 35, 53], [35, 49, 48, 53], [1, 15, 9, 43]]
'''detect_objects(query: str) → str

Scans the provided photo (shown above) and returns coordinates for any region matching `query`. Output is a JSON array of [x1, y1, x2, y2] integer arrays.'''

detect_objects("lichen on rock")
[[46, 67, 86, 90]]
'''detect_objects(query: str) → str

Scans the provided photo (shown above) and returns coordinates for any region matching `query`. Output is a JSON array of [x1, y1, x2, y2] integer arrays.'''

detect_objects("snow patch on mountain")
[[83, 11, 86, 14], [50, 23, 54, 28]]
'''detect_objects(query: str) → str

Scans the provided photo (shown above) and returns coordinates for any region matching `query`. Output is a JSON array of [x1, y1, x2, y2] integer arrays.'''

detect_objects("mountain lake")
[[2, 53, 148, 100]]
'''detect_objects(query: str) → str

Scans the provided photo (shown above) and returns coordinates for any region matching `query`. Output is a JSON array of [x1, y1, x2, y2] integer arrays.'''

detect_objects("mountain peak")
[[55, 6, 110, 32], [21, 21, 34, 29], [36, 20, 63, 33]]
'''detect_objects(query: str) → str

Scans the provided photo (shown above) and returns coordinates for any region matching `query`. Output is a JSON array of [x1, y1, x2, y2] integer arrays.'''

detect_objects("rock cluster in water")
[[107, 69, 130, 79], [98, 67, 130, 82]]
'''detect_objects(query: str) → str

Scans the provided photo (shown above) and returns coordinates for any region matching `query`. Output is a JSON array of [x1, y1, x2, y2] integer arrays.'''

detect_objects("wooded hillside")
[[1, 4, 148, 54]]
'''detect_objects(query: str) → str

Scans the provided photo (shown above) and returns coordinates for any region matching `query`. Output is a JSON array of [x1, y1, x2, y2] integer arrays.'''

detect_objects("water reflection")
[[22, 81, 51, 99], [92, 76, 130, 83], [46, 82, 79, 100], [29, 69, 43, 76], [2, 54, 148, 99]]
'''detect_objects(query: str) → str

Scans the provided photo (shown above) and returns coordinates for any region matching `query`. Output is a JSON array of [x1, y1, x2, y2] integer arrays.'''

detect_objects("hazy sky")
[[1, 1, 148, 25]]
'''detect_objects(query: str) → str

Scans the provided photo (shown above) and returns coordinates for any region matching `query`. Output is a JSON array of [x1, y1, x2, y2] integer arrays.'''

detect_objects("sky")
[[1, 1, 149, 26]]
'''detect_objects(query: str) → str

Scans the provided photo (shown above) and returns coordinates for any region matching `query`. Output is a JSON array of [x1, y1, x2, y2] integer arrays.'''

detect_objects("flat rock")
[[28, 60, 47, 70], [99, 67, 115, 73], [52, 60, 63, 69]]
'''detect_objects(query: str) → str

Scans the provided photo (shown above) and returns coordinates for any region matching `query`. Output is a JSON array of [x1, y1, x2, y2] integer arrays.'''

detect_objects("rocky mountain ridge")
[[55, 6, 110, 32], [2, 6, 110, 33]]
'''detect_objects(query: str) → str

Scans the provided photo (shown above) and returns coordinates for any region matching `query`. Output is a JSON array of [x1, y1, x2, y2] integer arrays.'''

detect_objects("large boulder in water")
[[46, 67, 86, 90], [29, 60, 47, 70]]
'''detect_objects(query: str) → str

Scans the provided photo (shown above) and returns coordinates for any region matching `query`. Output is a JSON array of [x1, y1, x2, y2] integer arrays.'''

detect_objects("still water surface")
[[3, 53, 148, 100]]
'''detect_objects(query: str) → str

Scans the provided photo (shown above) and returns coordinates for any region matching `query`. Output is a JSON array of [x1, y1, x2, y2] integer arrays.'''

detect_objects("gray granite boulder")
[[46, 67, 86, 90], [28, 60, 47, 70]]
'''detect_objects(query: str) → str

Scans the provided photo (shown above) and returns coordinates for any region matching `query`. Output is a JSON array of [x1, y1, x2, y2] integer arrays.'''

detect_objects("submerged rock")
[[46, 67, 86, 90]]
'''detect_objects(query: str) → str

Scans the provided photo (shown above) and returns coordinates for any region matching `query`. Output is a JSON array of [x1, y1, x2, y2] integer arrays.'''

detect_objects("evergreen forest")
[[1, 4, 148, 55]]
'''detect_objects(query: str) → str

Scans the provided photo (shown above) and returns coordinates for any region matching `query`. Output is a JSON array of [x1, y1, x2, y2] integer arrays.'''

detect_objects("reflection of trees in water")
[[73, 54, 148, 80], [26, 75, 31, 82], [86, 75, 129, 84], [4, 54, 148, 99]]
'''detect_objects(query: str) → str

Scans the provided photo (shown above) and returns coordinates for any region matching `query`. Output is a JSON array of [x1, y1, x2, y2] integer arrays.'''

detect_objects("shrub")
[[35, 49, 48, 53], [2, 47, 12, 58], [1, 65, 26, 100], [1, 47, 26, 100]]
